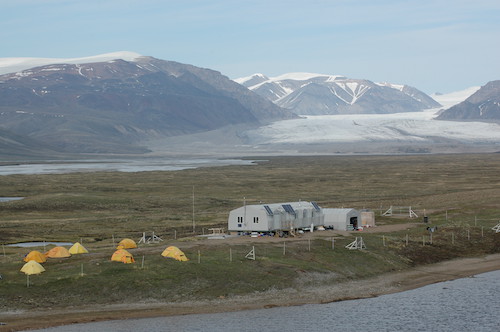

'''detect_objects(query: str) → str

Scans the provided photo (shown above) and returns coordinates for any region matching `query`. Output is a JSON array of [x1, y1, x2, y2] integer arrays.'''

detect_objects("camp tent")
[[23, 250, 47, 263], [161, 246, 189, 261], [111, 249, 135, 264], [20, 260, 46, 275], [45, 246, 71, 258], [117, 238, 137, 249], [69, 242, 89, 254]]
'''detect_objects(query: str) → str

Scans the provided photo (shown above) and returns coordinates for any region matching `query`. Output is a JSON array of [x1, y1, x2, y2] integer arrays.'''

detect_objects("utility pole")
[[192, 186, 195, 233]]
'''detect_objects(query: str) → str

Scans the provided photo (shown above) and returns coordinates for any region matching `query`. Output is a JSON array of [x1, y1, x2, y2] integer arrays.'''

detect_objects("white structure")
[[360, 210, 376, 227], [345, 237, 366, 250], [323, 208, 361, 231], [382, 206, 418, 218], [227, 201, 324, 234]]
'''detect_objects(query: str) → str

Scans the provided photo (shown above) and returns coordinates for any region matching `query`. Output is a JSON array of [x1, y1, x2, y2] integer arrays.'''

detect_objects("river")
[[32, 270, 500, 332], [0, 158, 256, 175]]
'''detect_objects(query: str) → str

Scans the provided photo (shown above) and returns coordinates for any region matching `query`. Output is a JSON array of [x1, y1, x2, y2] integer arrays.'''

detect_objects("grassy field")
[[1, 153, 500, 310]]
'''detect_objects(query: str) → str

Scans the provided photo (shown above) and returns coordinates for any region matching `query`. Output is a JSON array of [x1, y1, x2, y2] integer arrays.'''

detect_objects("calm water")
[[0, 158, 256, 175], [6, 242, 73, 248], [33, 270, 500, 332]]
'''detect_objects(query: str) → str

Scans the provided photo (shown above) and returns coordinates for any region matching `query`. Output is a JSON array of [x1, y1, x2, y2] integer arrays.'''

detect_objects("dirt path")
[[2, 252, 499, 332]]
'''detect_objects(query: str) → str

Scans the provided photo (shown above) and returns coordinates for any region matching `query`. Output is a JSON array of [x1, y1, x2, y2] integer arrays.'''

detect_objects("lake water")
[[0, 197, 24, 202], [6, 242, 73, 248], [0, 158, 256, 175], [32, 270, 500, 332]]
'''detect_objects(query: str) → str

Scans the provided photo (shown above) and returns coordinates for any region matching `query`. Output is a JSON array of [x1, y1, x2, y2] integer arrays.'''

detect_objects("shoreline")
[[2, 253, 500, 331]]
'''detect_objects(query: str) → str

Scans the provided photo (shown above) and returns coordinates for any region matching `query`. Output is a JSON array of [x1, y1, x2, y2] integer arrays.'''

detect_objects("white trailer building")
[[228, 201, 324, 234], [323, 208, 361, 231]]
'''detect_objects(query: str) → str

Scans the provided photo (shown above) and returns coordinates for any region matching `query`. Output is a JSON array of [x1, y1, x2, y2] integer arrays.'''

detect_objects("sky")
[[1, 0, 499, 94]]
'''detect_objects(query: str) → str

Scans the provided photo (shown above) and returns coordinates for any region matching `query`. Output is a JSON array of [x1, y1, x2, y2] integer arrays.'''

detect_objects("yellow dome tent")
[[23, 250, 47, 263], [161, 246, 189, 261], [69, 242, 89, 254], [111, 249, 135, 264], [45, 246, 71, 258], [20, 260, 46, 287], [20, 260, 46, 275], [117, 238, 137, 249]]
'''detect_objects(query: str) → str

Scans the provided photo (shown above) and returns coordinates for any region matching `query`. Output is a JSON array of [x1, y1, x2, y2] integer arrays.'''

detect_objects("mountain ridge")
[[0, 56, 294, 156], [236, 73, 441, 115], [436, 80, 500, 121]]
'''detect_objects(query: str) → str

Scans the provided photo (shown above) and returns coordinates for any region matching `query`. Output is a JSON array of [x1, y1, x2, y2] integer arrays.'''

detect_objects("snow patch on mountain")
[[0, 51, 143, 75]]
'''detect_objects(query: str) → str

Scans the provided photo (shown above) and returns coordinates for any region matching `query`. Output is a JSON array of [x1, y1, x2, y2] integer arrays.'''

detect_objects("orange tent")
[[24, 250, 47, 263], [45, 246, 71, 258], [161, 246, 189, 261], [111, 249, 135, 264], [116, 238, 137, 249]]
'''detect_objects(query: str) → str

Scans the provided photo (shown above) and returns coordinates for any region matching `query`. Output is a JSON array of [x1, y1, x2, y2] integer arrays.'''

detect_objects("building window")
[[253, 217, 259, 223]]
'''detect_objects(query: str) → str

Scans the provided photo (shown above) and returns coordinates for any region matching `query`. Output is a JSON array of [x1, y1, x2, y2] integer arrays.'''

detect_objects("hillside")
[[0, 56, 294, 155], [236, 73, 441, 115], [436, 80, 500, 121]]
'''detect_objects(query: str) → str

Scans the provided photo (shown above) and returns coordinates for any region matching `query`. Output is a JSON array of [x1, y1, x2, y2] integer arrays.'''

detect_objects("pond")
[[6, 242, 73, 248], [0, 197, 24, 202]]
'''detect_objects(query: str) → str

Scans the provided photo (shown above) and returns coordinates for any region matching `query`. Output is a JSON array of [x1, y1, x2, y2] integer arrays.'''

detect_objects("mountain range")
[[0, 52, 498, 158], [0, 54, 293, 155], [235, 73, 441, 115]]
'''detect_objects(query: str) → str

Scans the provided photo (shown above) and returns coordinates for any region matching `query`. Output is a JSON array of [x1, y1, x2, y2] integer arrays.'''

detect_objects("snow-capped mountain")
[[0, 54, 293, 155], [0, 51, 143, 75], [436, 80, 500, 121], [235, 73, 441, 115], [238, 87, 500, 154]]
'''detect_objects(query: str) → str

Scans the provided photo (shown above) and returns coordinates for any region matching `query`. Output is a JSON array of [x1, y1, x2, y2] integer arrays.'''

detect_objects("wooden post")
[[308, 239, 311, 252], [192, 186, 195, 233], [467, 229, 470, 241], [406, 234, 409, 246], [283, 241, 286, 255], [383, 235, 386, 246], [174, 229, 177, 240], [331, 237, 335, 250], [198, 250, 201, 264], [452, 232, 455, 245], [81, 263, 84, 276], [229, 248, 232, 262], [27, 275, 30, 288], [141, 256, 145, 269], [430, 232, 433, 245]]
